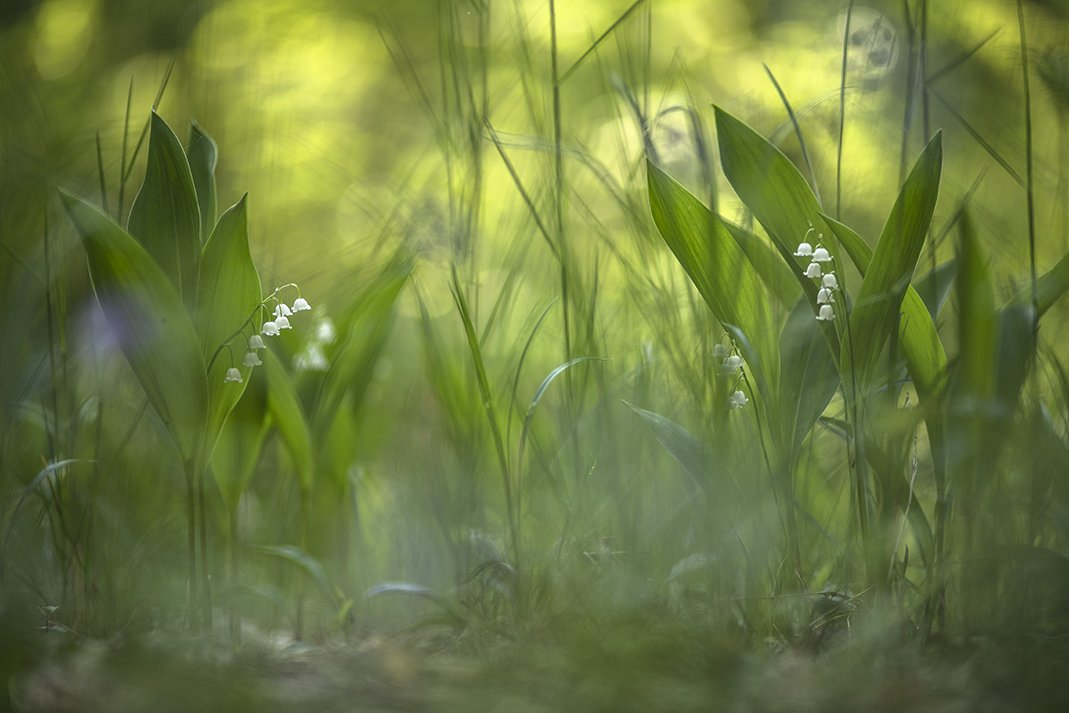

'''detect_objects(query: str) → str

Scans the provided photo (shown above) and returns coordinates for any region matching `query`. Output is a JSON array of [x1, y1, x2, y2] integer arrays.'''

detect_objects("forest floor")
[[8, 618, 1069, 713]]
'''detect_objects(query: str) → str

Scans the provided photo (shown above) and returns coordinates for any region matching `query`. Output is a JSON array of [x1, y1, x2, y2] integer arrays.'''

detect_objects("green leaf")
[[714, 107, 825, 270], [824, 217, 948, 401], [723, 221, 801, 307], [840, 133, 943, 393], [647, 160, 779, 403], [61, 191, 208, 463], [263, 348, 314, 491], [210, 368, 270, 512], [187, 122, 218, 242], [127, 112, 201, 303], [713, 106, 839, 363], [196, 196, 263, 463], [256, 545, 342, 609], [778, 298, 839, 451]]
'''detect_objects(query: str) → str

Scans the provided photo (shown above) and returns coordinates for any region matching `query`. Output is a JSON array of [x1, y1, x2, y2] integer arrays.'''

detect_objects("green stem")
[[229, 505, 241, 645]]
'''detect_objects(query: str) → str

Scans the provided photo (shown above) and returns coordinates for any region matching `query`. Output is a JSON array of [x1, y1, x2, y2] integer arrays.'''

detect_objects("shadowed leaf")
[[61, 190, 207, 463]]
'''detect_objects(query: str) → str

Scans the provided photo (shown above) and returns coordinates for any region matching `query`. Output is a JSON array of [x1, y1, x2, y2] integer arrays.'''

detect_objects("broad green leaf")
[[624, 401, 708, 497], [61, 191, 208, 463], [196, 196, 262, 463], [263, 348, 314, 491], [714, 107, 826, 275], [187, 122, 218, 242], [824, 217, 948, 401], [841, 133, 942, 393], [210, 368, 270, 512], [778, 298, 839, 451], [127, 112, 201, 303], [647, 160, 779, 403], [312, 258, 410, 433]]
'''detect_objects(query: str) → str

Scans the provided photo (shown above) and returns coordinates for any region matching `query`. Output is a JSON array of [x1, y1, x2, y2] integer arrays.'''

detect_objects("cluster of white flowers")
[[794, 229, 839, 322], [222, 285, 312, 384], [713, 342, 750, 410]]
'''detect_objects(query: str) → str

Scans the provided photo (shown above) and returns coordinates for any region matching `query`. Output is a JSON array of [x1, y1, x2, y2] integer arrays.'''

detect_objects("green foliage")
[[647, 161, 779, 405], [197, 196, 262, 460], [60, 191, 209, 465], [127, 112, 202, 304], [840, 134, 942, 396]]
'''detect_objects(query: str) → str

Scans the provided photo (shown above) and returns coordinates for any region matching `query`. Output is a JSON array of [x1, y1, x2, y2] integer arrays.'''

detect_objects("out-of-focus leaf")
[[841, 133, 942, 394], [256, 545, 340, 609], [364, 581, 464, 623], [954, 213, 998, 406], [624, 401, 708, 497], [312, 258, 410, 433], [914, 259, 958, 319], [778, 298, 839, 451], [127, 112, 201, 303], [196, 196, 262, 463], [211, 368, 270, 512], [61, 191, 207, 463], [187, 122, 218, 242], [995, 303, 1036, 418], [647, 160, 779, 403], [263, 348, 314, 491]]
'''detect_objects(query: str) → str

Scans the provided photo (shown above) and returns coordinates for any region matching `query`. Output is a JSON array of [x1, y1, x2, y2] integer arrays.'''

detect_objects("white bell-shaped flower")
[[248, 334, 265, 351], [722, 355, 744, 373], [243, 351, 263, 368], [291, 297, 311, 312], [817, 287, 835, 305], [729, 390, 749, 409], [315, 318, 336, 345], [712, 343, 729, 359], [812, 246, 832, 263], [816, 304, 836, 321], [804, 262, 823, 279], [224, 367, 243, 384], [262, 321, 280, 337], [822, 272, 839, 290], [794, 242, 814, 257], [275, 315, 292, 330], [294, 344, 329, 372], [274, 303, 293, 319]]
